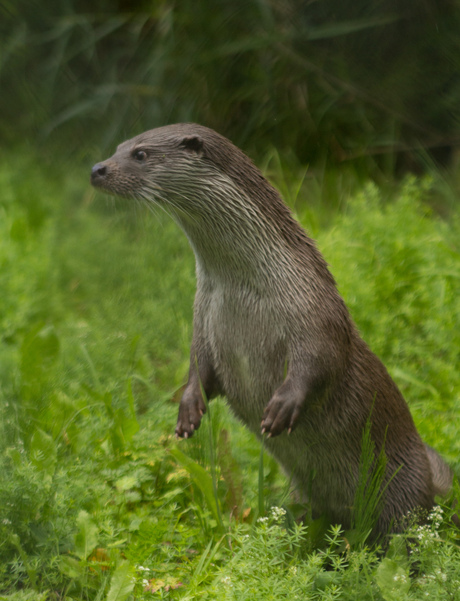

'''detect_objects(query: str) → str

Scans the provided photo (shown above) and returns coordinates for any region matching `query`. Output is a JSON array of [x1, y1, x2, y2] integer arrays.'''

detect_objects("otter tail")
[[425, 443, 453, 497]]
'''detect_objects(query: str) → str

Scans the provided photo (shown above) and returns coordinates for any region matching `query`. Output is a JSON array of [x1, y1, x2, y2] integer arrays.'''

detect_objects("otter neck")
[[179, 213, 290, 288], [166, 191, 295, 289]]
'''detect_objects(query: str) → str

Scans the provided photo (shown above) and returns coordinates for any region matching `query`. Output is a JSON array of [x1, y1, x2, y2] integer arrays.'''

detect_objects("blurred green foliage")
[[1, 0, 460, 174]]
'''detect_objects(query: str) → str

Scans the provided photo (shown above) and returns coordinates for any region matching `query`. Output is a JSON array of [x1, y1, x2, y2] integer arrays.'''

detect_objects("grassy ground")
[[1, 152, 459, 600]]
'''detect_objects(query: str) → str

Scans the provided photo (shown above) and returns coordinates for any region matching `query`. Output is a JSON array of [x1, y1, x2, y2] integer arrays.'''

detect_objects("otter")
[[91, 123, 451, 537]]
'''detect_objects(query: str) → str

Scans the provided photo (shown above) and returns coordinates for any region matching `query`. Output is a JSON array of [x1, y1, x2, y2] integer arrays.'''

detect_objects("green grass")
[[0, 153, 459, 600]]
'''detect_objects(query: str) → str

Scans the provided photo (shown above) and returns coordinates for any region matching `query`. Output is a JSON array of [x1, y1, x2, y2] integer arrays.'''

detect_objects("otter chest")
[[202, 283, 287, 423]]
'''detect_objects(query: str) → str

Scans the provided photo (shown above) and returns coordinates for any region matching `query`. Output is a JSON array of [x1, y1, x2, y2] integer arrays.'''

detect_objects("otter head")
[[91, 124, 304, 270], [90, 124, 216, 210]]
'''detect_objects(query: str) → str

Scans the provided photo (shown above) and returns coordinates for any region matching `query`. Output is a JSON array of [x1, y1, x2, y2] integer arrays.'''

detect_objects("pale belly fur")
[[204, 284, 287, 427]]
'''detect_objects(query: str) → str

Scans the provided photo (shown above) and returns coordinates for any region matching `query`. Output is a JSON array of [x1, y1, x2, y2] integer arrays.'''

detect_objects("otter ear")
[[180, 135, 204, 155]]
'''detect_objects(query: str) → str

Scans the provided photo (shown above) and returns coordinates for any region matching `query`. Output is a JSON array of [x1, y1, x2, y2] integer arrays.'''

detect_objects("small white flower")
[[270, 506, 287, 521], [257, 516, 269, 523]]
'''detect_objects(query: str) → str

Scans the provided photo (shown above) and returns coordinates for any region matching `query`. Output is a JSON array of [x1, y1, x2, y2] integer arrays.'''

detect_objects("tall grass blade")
[[258, 438, 265, 517], [170, 447, 224, 532], [217, 428, 243, 518], [195, 359, 225, 530], [190, 536, 224, 583], [351, 414, 401, 542]]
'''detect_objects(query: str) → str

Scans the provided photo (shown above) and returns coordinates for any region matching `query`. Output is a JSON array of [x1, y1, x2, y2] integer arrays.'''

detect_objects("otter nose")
[[91, 162, 108, 183]]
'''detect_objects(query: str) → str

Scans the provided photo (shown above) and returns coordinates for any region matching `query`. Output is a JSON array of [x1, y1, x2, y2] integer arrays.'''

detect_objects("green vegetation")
[[1, 1, 459, 598], [0, 152, 459, 599]]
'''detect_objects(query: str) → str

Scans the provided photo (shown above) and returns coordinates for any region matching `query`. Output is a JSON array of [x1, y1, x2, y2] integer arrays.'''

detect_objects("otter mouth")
[[90, 162, 127, 198], [91, 161, 144, 200], [91, 162, 110, 189]]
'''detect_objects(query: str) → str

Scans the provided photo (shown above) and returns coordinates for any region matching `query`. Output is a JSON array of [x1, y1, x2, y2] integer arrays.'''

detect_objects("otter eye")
[[133, 149, 147, 161]]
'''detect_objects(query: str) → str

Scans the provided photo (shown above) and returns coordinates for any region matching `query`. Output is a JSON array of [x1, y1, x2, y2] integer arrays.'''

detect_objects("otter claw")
[[261, 396, 302, 437]]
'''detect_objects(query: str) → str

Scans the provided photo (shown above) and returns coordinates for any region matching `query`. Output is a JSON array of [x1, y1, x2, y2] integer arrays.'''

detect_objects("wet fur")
[[91, 123, 452, 536]]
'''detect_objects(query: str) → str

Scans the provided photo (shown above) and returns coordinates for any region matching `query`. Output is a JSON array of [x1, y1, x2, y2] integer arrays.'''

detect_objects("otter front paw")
[[261, 394, 302, 437], [175, 391, 206, 438]]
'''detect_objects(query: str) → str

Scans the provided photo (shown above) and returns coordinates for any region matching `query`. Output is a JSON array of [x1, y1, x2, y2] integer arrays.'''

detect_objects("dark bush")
[[1, 0, 460, 172]]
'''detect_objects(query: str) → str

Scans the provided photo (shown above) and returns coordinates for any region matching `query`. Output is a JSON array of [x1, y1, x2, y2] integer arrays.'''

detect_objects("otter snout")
[[91, 162, 108, 187]]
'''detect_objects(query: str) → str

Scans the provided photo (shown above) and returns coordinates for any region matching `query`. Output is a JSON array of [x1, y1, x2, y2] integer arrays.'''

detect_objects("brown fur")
[[91, 123, 451, 536]]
